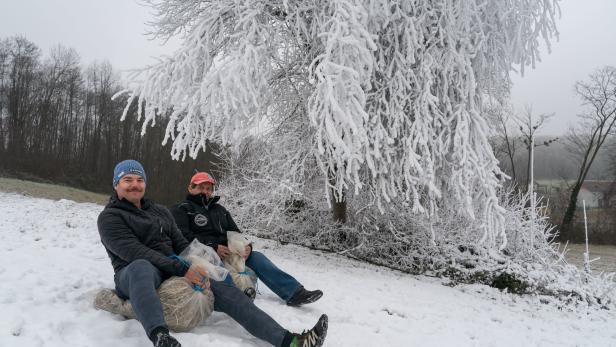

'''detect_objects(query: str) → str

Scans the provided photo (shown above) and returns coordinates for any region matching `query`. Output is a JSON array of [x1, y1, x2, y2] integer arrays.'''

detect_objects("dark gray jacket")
[[97, 192, 190, 277]]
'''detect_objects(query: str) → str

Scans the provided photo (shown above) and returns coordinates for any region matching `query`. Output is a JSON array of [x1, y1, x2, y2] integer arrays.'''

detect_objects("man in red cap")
[[171, 172, 323, 307]]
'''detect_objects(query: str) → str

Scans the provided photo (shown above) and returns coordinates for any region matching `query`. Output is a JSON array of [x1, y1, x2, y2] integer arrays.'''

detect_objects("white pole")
[[583, 200, 590, 274], [529, 132, 535, 250]]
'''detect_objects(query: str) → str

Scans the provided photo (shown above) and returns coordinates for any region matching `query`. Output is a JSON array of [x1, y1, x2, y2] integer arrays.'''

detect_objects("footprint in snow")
[[11, 317, 24, 336]]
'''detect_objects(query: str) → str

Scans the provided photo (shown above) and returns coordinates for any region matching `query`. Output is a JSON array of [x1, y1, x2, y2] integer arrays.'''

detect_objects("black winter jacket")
[[97, 193, 190, 277], [171, 194, 240, 251]]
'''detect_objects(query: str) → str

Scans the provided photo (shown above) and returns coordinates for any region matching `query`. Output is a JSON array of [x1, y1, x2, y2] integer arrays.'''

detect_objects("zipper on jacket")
[[201, 195, 209, 211]]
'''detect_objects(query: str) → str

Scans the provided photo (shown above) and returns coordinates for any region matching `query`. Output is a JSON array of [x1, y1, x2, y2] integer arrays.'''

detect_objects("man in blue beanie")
[[97, 160, 328, 347], [112, 159, 147, 187]]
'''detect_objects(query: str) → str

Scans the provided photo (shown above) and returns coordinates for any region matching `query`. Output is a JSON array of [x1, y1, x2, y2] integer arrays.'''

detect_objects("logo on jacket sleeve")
[[194, 213, 208, 226]]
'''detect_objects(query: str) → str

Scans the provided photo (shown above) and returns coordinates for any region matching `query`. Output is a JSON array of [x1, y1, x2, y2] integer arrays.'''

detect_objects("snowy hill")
[[0, 192, 614, 347]]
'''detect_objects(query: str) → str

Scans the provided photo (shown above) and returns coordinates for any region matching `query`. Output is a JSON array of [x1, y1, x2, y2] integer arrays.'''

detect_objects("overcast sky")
[[1, 0, 615, 136], [0, 0, 179, 70], [510, 0, 616, 135]]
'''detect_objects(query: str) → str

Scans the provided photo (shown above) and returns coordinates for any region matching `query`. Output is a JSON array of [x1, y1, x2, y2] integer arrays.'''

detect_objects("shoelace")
[[300, 329, 319, 347], [155, 333, 180, 347]]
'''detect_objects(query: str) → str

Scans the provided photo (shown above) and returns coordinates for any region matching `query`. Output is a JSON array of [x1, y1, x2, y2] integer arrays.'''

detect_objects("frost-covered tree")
[[118, 0, 559, 251]]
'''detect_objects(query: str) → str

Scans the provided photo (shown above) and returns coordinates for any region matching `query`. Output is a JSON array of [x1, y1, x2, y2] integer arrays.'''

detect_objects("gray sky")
[[1, 0, 615, 136], [510, 0, 616, 135], [0, 0, 178, 70]]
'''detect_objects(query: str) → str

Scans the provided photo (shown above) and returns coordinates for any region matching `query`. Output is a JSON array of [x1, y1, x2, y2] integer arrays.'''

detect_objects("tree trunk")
[[331, 189, 347, 224], [525, 145, 531, 192], [328, 172, 347, 224], [561, 183, 582, 238], [506, 142, 516, 184]]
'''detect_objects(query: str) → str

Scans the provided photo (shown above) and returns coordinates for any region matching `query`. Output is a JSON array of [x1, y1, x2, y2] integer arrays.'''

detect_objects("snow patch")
[[0, 192, 614, 346]]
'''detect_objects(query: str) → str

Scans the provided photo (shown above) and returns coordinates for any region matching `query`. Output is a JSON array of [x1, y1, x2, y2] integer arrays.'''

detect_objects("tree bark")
[[561, 183, 582, 238], [328, 171, 347, 224], [331, 189, 347, 224]]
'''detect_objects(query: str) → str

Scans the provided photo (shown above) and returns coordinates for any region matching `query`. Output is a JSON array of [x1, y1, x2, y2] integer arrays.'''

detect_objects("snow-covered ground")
[[0, 192, 615, 347]]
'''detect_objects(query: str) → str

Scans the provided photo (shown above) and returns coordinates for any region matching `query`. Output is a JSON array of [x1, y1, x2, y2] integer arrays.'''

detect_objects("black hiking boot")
[[151, 328, 181, 347], [289, 314, 328, 347], [286, 287, 323, 307]]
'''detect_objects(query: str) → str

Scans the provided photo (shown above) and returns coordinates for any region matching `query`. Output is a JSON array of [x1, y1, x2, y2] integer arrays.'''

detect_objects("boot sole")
[[287, 291, 323, 307], [315, 314, 328, 347]]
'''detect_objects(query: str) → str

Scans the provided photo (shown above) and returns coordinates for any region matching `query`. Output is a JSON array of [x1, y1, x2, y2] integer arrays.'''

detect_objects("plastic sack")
[[156, 276, 214, 332], [94, 276, 214, 332], [224, 231, 257, 291], [179, 239, 230, 281]]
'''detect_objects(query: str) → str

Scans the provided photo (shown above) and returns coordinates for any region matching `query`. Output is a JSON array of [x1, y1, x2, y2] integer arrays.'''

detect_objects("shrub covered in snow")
[[216, 174, 616, 310]]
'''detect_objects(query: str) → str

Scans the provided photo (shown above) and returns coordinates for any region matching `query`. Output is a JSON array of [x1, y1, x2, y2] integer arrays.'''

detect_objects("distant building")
[[534, 179, 570, 198], [533, 180, 616, 209], [578, 181, 616, 209]]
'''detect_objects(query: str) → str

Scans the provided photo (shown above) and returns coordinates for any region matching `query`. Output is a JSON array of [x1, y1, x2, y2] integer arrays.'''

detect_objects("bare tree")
[[0, 38, 10, 152], [36, 45, 81, 159], [518, 106, 558, 191], [6, 37, 40, 160], [487, 102, 520, 185], [561, 66, 616, 233]]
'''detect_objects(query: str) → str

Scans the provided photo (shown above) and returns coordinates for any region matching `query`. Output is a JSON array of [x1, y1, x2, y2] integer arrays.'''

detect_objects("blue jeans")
[[114, 259, 166, 338], [210, 280, 288, 346], [115, 259, 288, 346], [245, 251, 302, 302]]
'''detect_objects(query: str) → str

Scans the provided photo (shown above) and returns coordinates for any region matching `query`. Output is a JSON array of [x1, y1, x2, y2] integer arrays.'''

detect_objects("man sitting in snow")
[[171, 171, 324, 306], [97, 160, 328, 347]]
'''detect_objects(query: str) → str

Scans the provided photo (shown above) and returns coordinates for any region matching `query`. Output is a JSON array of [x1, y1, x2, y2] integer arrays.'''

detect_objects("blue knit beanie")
[[113, 160, 146, 187]]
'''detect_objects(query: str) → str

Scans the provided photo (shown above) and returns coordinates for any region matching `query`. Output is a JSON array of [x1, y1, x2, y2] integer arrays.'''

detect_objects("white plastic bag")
[[224, 231, 257, 291], [179, 239, 230, 281]]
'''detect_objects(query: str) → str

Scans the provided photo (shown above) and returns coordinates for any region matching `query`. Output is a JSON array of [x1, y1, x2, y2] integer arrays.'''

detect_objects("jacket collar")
[[186, 193, 220, 208], [108, 191, 151, 211]]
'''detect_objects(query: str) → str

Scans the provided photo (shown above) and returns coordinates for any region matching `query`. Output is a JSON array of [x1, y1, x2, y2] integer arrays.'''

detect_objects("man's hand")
[[217, 245, 231, 259], [184, 264, 210, 289]]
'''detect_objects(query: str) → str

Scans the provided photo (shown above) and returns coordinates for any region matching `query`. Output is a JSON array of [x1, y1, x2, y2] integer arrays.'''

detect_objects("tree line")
[[0, 36, 218, 205]]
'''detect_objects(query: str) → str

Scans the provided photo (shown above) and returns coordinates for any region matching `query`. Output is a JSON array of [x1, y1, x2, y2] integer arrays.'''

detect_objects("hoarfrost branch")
[[120, 0, 560, 251]]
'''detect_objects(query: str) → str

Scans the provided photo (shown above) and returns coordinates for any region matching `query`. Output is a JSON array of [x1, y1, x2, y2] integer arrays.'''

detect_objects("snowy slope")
[[0, 192, 614, 347]]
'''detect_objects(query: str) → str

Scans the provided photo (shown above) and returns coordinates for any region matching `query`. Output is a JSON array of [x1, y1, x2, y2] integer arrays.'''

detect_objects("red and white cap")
[[190, 172, 216, 185]]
